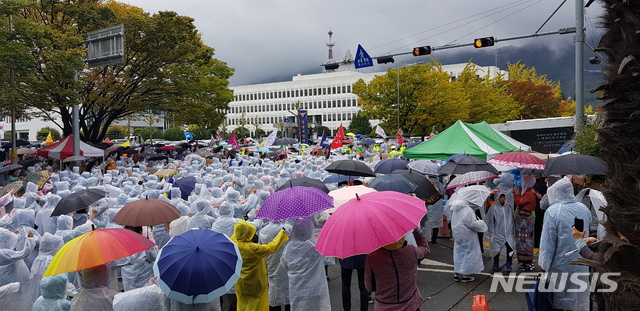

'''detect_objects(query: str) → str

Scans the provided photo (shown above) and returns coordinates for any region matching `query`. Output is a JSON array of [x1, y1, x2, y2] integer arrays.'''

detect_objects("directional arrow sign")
[[354, 44, 373, 69]]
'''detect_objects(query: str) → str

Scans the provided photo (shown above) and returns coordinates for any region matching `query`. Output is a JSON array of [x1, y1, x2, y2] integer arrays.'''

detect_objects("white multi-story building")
[[226, 63, 507, 136]]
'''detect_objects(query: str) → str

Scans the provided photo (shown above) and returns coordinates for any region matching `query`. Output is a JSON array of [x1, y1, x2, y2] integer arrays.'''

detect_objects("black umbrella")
[[148, 154, 169, 161], [0, 164, 23, 174], [172, 176, 197, 200], [276, 177, 330, 193], [324, 160, 375, 177], [392, 169, 442, 204], [438, 155, 499, 175], [93, 142, 114, 149], [20, 158, 40, 168], [51, 188, 106, 217], [1, 139, 30, 148], [360, 138, 376, 144], [274, 137, 297, 145], [367, 174, 418, 194], [373, 159, 409, 174], [543, 154, 607, 175]]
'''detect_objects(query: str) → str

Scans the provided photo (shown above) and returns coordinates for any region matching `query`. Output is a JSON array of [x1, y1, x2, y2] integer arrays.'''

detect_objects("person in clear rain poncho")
[[29, 232, 64, 301], [0, 228, 37, 311], [70, 264, 118, 311], [485, 173, 517, 272], [117, 226, 157, 292], [539, 177, 591, 311], [35, 194, 62, 235], [231, 220, 289, 311], [449, 198, 488, 282], [259, 220, 293, 311], [32, 274, 71, 311], [11, 208, 41, 269], [190, 199, 216, 230], [280, 219, 330, 311]]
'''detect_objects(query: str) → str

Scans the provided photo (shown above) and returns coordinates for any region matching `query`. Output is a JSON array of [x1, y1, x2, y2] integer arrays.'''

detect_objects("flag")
[[45, 131, 53, 142], [229, 133, 240, 149], [428, 126, 438, 139], [395, 129, 405, 145], [331, 124, 345, 149], [263, 129, 278, 148], [319, 132, 328, 147], [119, 140, 130, 147], [375, 125, 386, 138], [103, 137, 111, 143]]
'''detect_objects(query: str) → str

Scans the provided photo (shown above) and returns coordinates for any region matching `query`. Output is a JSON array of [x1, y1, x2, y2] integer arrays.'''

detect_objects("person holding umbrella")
[[231, 220, 289, 311]]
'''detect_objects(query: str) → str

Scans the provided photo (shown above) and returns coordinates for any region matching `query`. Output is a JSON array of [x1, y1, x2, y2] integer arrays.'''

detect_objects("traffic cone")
[[438, 215, 452, 238], [472, 295, 489, 311]]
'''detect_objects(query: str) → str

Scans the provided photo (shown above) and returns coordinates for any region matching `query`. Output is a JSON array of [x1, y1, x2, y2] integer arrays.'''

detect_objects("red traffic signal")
[[473, 37, 495, 48], [412, 46, 431, 56]]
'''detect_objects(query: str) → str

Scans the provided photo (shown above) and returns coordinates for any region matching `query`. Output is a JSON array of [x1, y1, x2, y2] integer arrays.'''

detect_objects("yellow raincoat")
[[231, 220, 289, 311]]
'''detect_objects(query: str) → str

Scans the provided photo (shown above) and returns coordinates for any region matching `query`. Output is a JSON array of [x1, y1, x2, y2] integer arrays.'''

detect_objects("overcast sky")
[[128, 0, 604, 86]]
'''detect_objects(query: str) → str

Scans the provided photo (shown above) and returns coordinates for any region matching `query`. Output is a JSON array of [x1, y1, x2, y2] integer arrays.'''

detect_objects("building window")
[[323, 88, 327, 95], [347, 85, 352, 93], [342, 86, 346, 94]]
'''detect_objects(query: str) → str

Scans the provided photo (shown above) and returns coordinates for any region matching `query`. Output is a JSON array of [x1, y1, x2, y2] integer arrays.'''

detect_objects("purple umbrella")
[[256, 186, 334, 222]]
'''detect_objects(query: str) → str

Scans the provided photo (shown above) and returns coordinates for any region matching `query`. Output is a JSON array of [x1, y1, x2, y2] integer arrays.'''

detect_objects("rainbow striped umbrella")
[[44, 228, 155, 277]]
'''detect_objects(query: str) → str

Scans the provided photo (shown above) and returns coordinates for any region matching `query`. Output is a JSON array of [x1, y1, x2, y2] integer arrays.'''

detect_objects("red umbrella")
[[159, 146, 176, 151], [488, 152, 546, 170], [343, 139, 352, 144]]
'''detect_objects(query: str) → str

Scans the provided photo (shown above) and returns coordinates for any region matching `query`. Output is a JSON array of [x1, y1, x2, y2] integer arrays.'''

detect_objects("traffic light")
[[473, 37, 495, 48], [324, 63, 339, 70], [376, 56, 395, 64], [412, 46, 431, 56]]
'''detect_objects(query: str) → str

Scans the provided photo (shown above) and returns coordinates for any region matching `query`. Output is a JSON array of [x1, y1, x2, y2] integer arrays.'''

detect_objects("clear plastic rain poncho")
[[225, 190, 255, 219], [35, 194, 62, 235], [120, 245, 157, 292], [23, 182, 40, 209], [232, 170, 247, 194], [484, 173, 516, 257], [189, 200, 216, 230], [55, 215, 93, 243], [112, 284, 167, 311], [539, 177, 590, 311], [259, 221, 293, 307], [211, 202, 241, 239], [449, 199, 488, 276], [12, 208, 40, 269], [32, 274, 71, 311], [0, 228, 37, 311], [29, 232, 64, 301], [70, 264, 119, 311], [280, 219, 330, 311]]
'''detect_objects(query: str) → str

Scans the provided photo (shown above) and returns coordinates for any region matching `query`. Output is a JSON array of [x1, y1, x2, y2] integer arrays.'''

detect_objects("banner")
[[395, 129, 405, 145], [375, 125, 386, 138], [331, 124, 345, 149], [298, 110, 309, 144], [263, 129, 278, 148], [229, 132, 240, 149], [319, 132, 328, 147]]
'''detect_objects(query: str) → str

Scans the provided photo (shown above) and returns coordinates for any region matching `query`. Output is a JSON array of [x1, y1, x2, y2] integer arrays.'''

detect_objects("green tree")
[[347, 112, 372, 135], [573, 116, 602, 158], [191, 127, 211, 140], [133, 127, 161, 141], [314, 126, 331, 137], [0, 1, 233, 143], [163, 127, 184, 141], [255, 128, 266, 138], [36, 127, 61, 141], [106, 126, 126, 139], [233, 127, 249, 139]]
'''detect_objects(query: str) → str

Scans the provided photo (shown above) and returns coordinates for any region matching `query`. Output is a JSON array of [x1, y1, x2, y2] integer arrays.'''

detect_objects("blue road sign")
[[354, 44, 373, 69]]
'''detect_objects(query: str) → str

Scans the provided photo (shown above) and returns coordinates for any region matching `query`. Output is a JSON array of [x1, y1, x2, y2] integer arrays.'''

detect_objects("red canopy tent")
[[37, 135, 104, 160]]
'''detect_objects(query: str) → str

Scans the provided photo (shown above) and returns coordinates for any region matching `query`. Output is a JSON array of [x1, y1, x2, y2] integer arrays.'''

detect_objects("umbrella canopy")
[[438, 155, 499, 175], [92, 142, 114, 149], [44, 228, 155, 277], [0, 180, 23, 197], [113, 198, 181, 227], [154, 229, 242, 304], [360, 138, 376, 144], [367, 174, 418, 194], [1, 139, 29, 148], [315, 191, 427, 258], [324, 160, 375, 177], [257, 147, 270, 152], [406, 160, 440, 175], [488, 151, 546, 170], [172, 176, 197, 200], [444, 185, 491, 218], [274, 137, 297, 145], [391, 169, 442, 204], [543, 154, 607, 175], [373, 158, 409, 174], [159, 146, 176, 151], [323, 174, 352, 184], [51, 188, 106, 217], [62, 155, 88, 163], [326, 185, 377, 214], [20, 158, 40, 168], [148, 154, 169, 161], [346, 133, 356, 136], [446, 171, 498, 189], [275, 177, 330, 193], [16, 148, 33, 155], [23, 170, 51, 189], [0, 164, 23, 174], [256, 186, 333, 222]]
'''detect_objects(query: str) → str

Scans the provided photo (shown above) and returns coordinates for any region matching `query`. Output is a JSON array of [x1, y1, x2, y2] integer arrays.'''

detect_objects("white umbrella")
[[407, 160, 440, 175], [62, 155, 88, 163]]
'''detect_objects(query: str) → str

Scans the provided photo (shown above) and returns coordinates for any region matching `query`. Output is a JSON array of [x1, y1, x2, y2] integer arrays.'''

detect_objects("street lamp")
[[1, 0, 18, 162]]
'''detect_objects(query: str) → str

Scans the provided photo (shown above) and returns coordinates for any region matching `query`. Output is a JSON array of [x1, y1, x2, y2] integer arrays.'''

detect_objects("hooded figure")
[[12, 208, 40, 269], [70, 264, 118, 311], [35, 194, 62, 235], [112, 283, 167, 311], [280, 219, 330, 311], [23, 182, 40, 208], [32, 274, 71, 311], [539, 177, 590, 310], [0, 228, 37, 311], [56, 215, 93, 243], [450, 198, 488, 279], [231, 220, 288, 311], [258, 221, 293, 309], [485, 173, 516, 270], [189, 199, 216, 229], [119, 239, 157, 292], [29, 232, 64, 301]]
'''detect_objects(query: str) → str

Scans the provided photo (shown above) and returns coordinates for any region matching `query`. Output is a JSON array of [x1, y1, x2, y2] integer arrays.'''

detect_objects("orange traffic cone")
[[472, 295, 489, 311], [438, 215, 452, 238]]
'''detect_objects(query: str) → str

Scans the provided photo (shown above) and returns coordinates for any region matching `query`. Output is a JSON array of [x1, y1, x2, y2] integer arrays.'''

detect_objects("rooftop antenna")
[[326, 29, 336, 72]]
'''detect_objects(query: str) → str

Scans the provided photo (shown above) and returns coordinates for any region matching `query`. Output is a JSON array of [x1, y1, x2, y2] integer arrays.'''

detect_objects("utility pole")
[[8, 12, 17, 163], [574, 0, 585, 131]]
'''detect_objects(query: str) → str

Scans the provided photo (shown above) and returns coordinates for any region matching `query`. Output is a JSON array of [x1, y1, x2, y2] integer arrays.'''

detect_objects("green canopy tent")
[[403, 120, 531, 160]]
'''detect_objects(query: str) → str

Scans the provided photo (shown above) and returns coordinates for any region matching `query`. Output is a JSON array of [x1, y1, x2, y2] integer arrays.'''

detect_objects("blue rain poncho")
[[32, 274, 71, 311], [280, 219, 330, 311], [539, 177, 590, 310], [0, 228, 37, 311], [449, 199, 488, 275], [29, 232, 64, 301]]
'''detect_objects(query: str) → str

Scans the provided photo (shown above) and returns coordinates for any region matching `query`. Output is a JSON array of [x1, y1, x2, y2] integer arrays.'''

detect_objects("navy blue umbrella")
[[172, 176, 197, 200], [323, 174, 352, 184], [367, 174, 418, 194], [360, 138, 376, 144], [154, 229, 242, 304], [373, 159, 409, 174]]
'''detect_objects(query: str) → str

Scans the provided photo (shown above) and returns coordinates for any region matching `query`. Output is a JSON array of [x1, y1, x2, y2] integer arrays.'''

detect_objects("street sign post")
[[354, 44, 373, 69]]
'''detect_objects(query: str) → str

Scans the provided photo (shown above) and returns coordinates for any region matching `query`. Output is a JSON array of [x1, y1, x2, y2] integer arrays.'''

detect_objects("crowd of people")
[[0, 141, 609, 311]]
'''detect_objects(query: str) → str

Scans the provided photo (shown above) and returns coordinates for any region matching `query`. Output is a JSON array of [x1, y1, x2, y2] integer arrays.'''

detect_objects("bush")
[[106, 126, 126, 139], [36, 127, 62, 141], [315, 126, 331, 136], [191, 127, 212, 140], [163, 127, 186, 141], [133, 127, 162, 140]]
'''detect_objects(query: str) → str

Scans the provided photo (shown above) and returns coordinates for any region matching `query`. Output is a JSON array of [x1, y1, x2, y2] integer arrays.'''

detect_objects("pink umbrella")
[[326, 185, 377, 214], [315, 191, 426, 258], [487, 151, 546, 170], [159, 146, 176, 151]]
